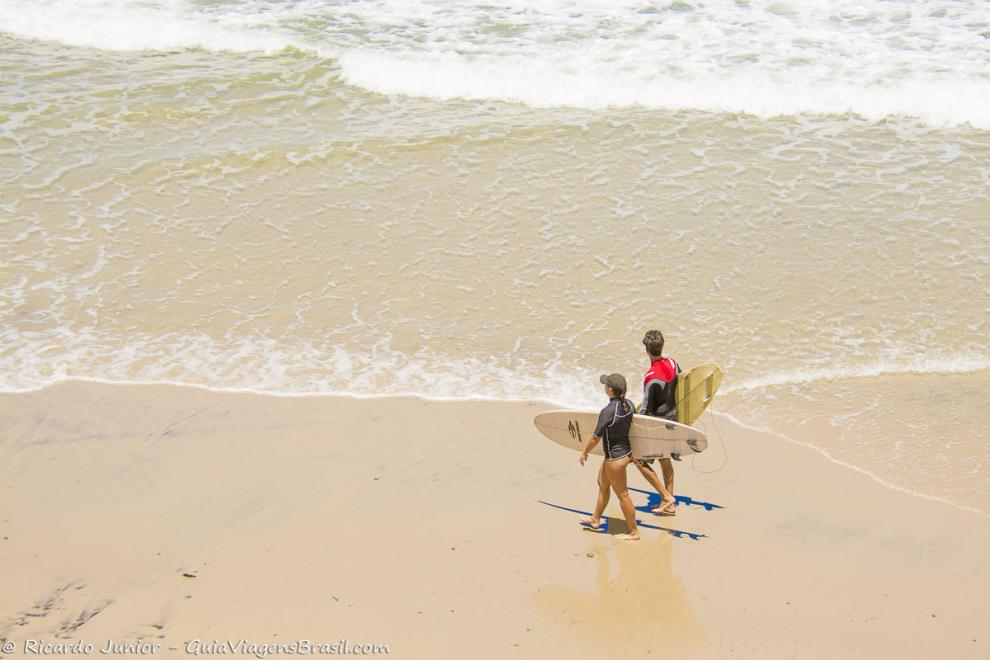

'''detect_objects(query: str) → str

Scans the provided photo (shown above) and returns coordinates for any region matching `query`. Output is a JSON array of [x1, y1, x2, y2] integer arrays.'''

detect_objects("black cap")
[[599, 373, 627, 395]]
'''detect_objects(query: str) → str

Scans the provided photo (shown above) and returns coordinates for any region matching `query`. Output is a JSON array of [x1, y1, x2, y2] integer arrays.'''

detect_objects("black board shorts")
[[636, 408, 676, 467]]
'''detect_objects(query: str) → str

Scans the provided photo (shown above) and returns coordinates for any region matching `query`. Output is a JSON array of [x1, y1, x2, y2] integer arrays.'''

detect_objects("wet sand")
[[1, 381, 987, 658]]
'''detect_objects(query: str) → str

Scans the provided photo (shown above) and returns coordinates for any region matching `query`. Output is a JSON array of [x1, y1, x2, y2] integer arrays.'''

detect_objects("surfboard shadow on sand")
[[539, 501, 708, 541]]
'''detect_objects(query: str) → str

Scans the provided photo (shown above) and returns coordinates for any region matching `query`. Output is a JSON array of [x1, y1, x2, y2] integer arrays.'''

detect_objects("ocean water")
[[2, 1, 988, 512]]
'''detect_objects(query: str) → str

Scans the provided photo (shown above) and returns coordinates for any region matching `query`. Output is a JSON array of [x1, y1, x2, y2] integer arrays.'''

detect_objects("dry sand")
[[1, 381, 988, 659]]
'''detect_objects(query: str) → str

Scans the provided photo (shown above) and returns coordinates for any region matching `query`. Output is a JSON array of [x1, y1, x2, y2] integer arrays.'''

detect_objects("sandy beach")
[[2, 381, 987, 659], [3, 6, 989, 656]]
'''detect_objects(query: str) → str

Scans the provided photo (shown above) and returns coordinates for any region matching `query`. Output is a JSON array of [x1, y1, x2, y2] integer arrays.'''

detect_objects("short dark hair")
[[642, 329, 664, 357]]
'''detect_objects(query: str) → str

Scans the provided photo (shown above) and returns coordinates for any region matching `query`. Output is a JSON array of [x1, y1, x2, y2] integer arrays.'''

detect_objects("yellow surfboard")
[[674, 363, 724, 426]]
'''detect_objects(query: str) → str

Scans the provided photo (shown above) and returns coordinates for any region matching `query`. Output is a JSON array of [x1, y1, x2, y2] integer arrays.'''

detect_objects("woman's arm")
[[580, 436, 601, 465]]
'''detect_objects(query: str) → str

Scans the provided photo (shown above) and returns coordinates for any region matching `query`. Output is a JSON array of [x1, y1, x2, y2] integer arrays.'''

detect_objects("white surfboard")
[[534, 410, 708, 460]]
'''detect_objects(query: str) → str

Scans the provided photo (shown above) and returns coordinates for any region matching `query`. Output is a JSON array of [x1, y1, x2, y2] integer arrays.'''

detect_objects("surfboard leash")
[[691, 403, 728, 474]]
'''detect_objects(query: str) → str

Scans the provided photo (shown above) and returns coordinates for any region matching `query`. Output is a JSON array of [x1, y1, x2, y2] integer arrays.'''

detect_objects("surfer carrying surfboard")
[[578, 373, 641, 541], [635, 329, 680, 515]]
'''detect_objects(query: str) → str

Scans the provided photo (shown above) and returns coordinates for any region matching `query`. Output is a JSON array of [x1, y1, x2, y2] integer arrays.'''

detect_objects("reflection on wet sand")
[[533, 516, 706, 656]]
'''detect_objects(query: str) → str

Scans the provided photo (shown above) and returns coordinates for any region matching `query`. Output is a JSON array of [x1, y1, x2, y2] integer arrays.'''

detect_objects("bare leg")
[[659, 457, 675, 499], [582, 460, 611, 529], [604, 457, 639, 540], [633, 460, 675, 512]]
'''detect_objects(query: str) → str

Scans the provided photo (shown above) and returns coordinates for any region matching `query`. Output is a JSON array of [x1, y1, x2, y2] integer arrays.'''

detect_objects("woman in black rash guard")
[[578, 373, 640, 541]]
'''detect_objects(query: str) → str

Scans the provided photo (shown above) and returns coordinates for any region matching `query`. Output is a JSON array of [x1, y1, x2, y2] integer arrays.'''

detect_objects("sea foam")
[[726, 354, 990, 392], [0, 329, 600, 409], [2, 0, 989, 128]]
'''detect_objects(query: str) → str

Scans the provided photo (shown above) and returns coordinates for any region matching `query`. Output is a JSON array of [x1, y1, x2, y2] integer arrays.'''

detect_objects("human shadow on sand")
[[539, 500, 707, 541], [627, 487, 725, 513]]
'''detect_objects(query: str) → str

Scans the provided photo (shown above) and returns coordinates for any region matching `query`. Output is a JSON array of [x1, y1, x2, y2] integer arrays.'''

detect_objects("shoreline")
[[713, 408, 990, 520], [2, 380, 987, 658], [3, 377, 985, 519]]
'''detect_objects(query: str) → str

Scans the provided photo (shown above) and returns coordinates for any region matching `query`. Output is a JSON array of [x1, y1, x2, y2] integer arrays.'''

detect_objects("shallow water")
[[2, 1, 989, 513]]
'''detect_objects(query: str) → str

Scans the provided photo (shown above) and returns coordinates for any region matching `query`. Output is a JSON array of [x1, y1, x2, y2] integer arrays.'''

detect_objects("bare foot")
[[653, 500, 677, 515], [579, 517, 603, 530], [614, 533, 640, 541], [651, 499, 676, 514]]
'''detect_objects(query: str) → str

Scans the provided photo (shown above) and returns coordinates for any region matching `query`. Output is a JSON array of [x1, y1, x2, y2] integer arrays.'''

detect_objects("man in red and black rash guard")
[[633, 329, 681, 514], [641, 333, 680, 421]]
